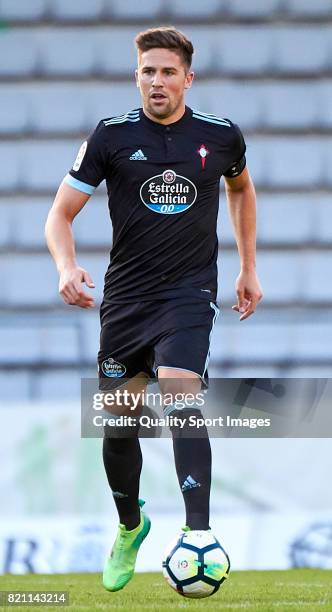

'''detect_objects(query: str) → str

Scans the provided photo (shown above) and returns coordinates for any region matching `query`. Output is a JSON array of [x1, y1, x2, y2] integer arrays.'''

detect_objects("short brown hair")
[[135, 26, 194, 70]]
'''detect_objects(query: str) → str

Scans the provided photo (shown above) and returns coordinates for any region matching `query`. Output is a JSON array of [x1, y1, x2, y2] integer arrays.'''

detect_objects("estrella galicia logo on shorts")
[[140, 169, 197, 214], [101, 357, 126, 378]]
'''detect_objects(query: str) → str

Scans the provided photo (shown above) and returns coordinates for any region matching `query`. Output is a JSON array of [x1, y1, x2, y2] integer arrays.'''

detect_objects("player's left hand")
[[232, 269, 263, 321]]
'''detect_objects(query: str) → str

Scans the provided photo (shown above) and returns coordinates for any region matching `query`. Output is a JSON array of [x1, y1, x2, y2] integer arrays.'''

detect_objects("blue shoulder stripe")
[[104, 110, 140, 126], [192, 110, 230, 127], [64, 173, 95, 195]]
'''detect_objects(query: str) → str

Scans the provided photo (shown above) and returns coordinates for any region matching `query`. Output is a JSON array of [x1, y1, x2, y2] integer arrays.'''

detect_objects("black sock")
[[170, 409, 211, 530], [103, 433, 142, 530]]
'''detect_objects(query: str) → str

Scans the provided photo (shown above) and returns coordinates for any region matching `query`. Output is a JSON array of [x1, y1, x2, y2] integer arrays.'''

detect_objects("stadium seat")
[[0, 371, 31, 401], [29, 85, 88, 133], [257, 195, 313, 244], [167, 0, 222, 18], [0, 324, 79, 364], [295, 324, 332, 359], [73, 199, 113, 247], [0, 0, 46, 21], [0, 203, 11, 246], [18, 140, 82, 191], [217, 251, 301, 303], [263, 83, 319, 129], [316, 197, 332, 243], [274, 27, 329, 74], [228, 0, 282, 18], [211, 323, 296, 361], [39, 29, 96, 76], [217, 28, 273, 74], [0, 89, 28, 134], [2, 255, 59, 306], [189, 81, 263, 130], [95, 28, 144, 76], [304, 254, 332, 302], [251, 137, 324, 188], [0, 30, 37, 76], [107, 0, 165, 19], [0, 144, 20, 191], [80, 313, 101, 362], [286, 0, 332, 16], [36, 369, 82, 400], [9, 200, 50, 248], [50, 0, 104, 21]]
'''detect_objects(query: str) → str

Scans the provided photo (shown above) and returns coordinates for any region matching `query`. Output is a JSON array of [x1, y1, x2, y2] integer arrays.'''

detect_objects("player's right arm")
[[45, 182, 96, 308], [45, 120, 108, 308]]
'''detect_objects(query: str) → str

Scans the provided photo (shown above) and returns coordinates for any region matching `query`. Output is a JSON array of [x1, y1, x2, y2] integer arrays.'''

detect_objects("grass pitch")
[[1, 570, 332, 611]]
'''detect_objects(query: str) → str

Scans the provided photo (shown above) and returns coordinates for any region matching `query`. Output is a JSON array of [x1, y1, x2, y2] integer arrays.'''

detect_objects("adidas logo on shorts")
[[129, 149, 147, 161]]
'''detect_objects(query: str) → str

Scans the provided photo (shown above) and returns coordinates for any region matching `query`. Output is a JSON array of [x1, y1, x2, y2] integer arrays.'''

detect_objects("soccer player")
[[45, 27, 262, 592]]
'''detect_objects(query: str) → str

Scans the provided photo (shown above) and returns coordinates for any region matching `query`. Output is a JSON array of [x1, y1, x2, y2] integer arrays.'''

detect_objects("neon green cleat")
[[103, 499, 151, 592]]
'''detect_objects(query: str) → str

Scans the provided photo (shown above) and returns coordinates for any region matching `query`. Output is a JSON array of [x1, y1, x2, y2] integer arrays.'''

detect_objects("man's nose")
[[152, 72, 163, 87]]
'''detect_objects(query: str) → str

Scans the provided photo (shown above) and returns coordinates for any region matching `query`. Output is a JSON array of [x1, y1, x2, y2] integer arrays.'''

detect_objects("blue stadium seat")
[[286, 0, 332, 16], [108, 0, 165, 19], [257, 195, 313, 244], [0, 30, 37, 76], [251, 137, 324, 188], [263, 83, 319, 129], [186, 27, 217, 72], [39, 28, 96, 76], [217, 28, 273, 74], [9, 200, 50, 248], [275, 27, 329, 73], [29, 85, 88, 133], [216, 251, 302, 303], [0, 144, 20, 190], [228, 0, 282, 18], [73, 198, 113, 247], [0, 0, 46, 20], [295, 324, 332, 359], [168, 0, 221, 18], [96, 28, 141, 76], [85, 84, 140, 129], [0, 324, 79, 363], [0, 203, 11, 246], [211, 324, 295, 361], [19, 140, 82, 191], [36, 370, 82, 400], [304, 254, 332, 302], [0, 89, 29, 134], [317, 197, 332, 243], [80, 312, 101, 361], [51, 0, 104, 21], [2, 255, 59, 306], [0, 371, 31, 401], [189, 81, 263, 130]]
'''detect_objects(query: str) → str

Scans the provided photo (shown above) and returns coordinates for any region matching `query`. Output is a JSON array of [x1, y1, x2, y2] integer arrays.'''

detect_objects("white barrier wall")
[[1, 403, 332, 573]]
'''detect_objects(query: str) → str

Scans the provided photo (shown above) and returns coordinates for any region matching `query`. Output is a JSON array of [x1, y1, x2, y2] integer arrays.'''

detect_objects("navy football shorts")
[[98, 293, 219, 389]]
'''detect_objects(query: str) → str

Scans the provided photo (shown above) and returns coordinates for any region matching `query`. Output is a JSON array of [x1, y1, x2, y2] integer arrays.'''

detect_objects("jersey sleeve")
[[64, 121, 108, 195], [223, 122, 247, 178]]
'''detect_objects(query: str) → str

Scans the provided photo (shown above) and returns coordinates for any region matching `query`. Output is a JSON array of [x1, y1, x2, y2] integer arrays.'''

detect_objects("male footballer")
[[45, 27, 262, 592]]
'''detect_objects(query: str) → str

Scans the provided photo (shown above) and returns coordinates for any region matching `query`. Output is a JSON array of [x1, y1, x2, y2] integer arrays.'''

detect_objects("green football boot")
[[103, 499, 151, 592]]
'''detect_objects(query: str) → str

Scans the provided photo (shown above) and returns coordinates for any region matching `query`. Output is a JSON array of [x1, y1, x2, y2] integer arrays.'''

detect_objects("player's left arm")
[[224, 167, 263, 321]]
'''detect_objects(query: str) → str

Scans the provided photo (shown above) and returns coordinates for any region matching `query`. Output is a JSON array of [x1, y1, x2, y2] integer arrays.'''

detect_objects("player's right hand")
[[59, 266, 95, 308]]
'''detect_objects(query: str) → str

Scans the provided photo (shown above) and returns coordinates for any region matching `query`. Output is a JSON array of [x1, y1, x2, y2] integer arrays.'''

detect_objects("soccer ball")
[[162, 530, 230, 598]]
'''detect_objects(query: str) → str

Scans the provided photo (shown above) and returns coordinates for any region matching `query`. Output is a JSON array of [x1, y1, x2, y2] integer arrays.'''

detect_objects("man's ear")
[[184, 71, 194, 90], [135, 68, 139, 88]]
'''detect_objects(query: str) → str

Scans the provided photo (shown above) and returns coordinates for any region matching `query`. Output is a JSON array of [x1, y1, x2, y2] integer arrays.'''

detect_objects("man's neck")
[[142, 105, 186, 125]]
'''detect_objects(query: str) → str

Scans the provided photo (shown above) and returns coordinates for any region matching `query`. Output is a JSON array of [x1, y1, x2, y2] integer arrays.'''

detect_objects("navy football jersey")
[[65, 106, 246, 303]]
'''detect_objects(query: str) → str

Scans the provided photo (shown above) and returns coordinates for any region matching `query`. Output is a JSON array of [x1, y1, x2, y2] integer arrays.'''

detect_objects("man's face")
[[135, 48, 194, 122]]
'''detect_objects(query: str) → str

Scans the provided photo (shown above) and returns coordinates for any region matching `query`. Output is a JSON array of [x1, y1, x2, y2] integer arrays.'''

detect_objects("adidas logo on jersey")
[[181, 475, 201, 492], [129, 149, 147, 161]]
